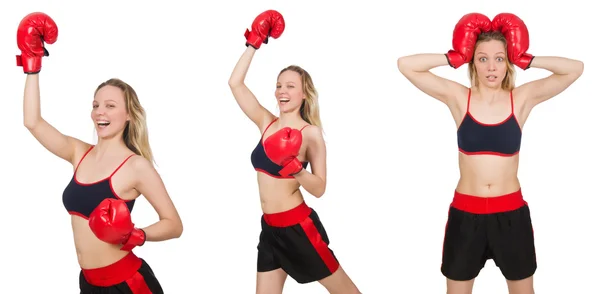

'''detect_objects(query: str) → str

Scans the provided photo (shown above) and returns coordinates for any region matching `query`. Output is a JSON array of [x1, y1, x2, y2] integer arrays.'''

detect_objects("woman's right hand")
[[445, 13, 492, 69], [244, 10, 286, 49], [16, 12, 58, 74]]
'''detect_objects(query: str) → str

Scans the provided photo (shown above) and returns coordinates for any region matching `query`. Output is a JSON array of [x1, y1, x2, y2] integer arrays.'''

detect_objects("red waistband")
[[263, 202, 312, 227], [81, 252, 142, 287], [451, 189, 527, 214]]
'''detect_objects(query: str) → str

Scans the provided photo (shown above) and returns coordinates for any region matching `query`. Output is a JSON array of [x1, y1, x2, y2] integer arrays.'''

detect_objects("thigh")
[[318, 266, 361, 294], [441, 207, 489, 281], [256, 268, 288, 294], [489, 205, 537, 281], [506, 275, 534, 294], [273, 210, 340, 284]]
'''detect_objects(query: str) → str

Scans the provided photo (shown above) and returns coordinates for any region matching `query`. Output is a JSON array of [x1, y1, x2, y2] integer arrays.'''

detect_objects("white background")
[[1, 0, 598, 293]]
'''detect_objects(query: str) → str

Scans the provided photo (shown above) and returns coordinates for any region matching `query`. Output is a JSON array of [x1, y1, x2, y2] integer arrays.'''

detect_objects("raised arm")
[[397, 53, 466, 106], [228, 47, 274, 130], [19, 13, 89, 166], [228, 10, 286, 131], [397, 13, 492, 106], [518, 56, 584, 107], [490, 13, 585, 107]]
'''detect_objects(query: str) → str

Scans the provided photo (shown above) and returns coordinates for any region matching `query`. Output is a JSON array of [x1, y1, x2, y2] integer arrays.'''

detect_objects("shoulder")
[[301, 125, 325, 147], [302, 125, 323, 139], [127, 154, 156, 176]]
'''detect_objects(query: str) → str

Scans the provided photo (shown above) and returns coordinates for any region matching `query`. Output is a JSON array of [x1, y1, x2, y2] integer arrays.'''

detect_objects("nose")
[[93, 107, 105, 115]]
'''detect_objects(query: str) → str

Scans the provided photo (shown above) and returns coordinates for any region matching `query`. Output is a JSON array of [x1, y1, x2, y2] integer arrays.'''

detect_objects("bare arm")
[[294, 126, 327, 198], [23, 74, 89, 165], [132, 157, 183, 241], [228, 47, 275, 130], [517, 56, 584, 108], [396, 53, 466, 106]]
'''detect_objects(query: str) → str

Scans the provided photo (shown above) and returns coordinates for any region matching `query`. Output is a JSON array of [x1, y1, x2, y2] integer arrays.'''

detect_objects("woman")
[[228, 10, 361, 294], [397, 12, 583, 294], [18, 12, 183, 293]]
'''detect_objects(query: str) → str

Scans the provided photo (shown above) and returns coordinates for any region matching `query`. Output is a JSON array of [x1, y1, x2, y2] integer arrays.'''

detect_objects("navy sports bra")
[[251, 118, 309, 178], [457, 89, 522, 156], [62, 146, 136, 219]]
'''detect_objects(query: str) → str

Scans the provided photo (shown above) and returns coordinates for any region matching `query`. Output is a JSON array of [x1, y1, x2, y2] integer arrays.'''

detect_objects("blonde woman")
[[18, 12, 182, 293], [397, 12, 583, 294], [229, 10, 360, 294]]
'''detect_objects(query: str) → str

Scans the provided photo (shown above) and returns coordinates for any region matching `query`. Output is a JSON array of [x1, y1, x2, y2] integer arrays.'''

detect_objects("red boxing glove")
[[89, 199, 146, 251], [491, 13, 533, 70], [16, 12, 58, 74], [446, 13, 492, 69], [244, 10, 285, 49], [264, 127, 304, 177]]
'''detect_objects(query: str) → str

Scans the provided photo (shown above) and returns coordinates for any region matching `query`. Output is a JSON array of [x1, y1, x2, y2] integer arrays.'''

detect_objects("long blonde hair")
[[94, 78, 154, 163], [279, 65, 322, 129], [468, 31, 516, 91]]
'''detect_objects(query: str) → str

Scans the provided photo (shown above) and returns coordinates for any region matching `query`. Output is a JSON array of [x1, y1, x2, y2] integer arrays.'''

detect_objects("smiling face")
[[91, 85, 130, 140], [275, 70, 305, 114]]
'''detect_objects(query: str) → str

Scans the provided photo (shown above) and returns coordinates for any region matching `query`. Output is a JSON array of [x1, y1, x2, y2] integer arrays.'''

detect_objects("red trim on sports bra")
[[73, 145, 136, 201], [464, 88, 516, 126]]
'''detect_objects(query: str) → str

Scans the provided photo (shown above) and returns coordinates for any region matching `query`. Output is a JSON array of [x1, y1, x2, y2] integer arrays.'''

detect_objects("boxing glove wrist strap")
[[244, 29, 264, 49], [514, 54, 534, 70], [445, 51, 465, 69], [121, 228, 146, 251], [279, 158, 303, 177]]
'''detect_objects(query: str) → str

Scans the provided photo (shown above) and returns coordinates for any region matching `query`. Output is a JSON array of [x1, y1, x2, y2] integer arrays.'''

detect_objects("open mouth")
[[97, 121, 110, 128], [486, 75, 498, 82], [279, 98, 290, 104]]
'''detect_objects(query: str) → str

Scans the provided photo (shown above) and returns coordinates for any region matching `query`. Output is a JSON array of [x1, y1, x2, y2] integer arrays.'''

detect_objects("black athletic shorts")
[[257, 201, 340, 284], [79, 252, 163, 294], [441, 189, 537, 281]]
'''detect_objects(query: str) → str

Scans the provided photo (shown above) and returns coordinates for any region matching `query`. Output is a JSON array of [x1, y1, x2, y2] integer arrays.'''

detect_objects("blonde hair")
[[94, 78, 154, 163], [279, 65, 322, 129], [468, 31, 516, 91]]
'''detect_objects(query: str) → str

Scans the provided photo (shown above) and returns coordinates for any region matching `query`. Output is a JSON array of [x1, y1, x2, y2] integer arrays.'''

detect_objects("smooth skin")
[[23, 74, 183, 270], [229, 46, 361, 294], [397, 40, 583, 294]]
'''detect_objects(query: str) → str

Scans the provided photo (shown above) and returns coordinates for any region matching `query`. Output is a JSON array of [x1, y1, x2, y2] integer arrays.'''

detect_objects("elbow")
[[175, 222, 183, 238], [576, 60, 584, 76], [172, 220, 183, 239], [23, 118, 38, 130], [313, 185, 326, 198], [397, 56, 412, 75], [228, 77, 243, 89]]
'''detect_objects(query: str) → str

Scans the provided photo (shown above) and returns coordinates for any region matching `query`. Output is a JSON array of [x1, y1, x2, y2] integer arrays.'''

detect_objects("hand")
[[244, 10, 285, 49], [263, 127, 304, 177], [446, 13, 492, 69], [16, 12, 58, 74], [88, 198, 146, 251], [491, 13, 534, 70]]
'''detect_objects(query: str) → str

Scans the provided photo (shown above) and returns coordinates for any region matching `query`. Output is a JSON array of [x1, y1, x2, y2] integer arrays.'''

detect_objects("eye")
[[276, 85, 281, 89], [287, 85, 294, 88], [479, 57, 487, 62], [107, 104, 116, 108], [92, 105, 98, 108], [496, 57, 504, 62]]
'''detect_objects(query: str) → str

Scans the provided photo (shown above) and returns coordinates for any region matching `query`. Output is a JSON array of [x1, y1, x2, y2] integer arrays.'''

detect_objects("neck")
[[277, 111, 302, 126], [475, 85, 503, 103], [94, 134, 126, 157]]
